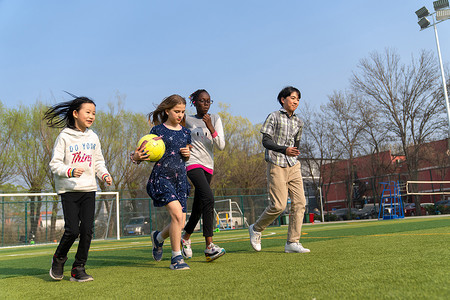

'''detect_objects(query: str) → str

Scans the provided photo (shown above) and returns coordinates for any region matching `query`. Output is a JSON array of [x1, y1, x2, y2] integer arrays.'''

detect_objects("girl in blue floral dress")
[[131, 94, 191, 270]]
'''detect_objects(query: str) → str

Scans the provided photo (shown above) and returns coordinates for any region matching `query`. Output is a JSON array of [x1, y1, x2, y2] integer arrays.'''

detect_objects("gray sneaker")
[[248, 224, 262, 251]]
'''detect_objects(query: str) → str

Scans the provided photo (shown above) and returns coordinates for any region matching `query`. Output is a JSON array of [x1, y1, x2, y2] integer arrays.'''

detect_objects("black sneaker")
[[49, 255, 67, 280], [70, 265, 94, 282]]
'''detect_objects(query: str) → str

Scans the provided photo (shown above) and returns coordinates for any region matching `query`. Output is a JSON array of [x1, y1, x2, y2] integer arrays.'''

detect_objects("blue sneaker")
[[169, 255, 190, 270], [151, 231, 164, 261]]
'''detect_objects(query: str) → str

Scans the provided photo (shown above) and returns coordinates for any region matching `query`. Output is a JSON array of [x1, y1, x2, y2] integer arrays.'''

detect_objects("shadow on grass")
[[0, 252, 165, 280]]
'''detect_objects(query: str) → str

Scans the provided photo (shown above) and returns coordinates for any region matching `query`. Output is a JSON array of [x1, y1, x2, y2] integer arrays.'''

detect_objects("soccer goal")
[[214, 199, 249, 230], [0, 191, 120, 247]]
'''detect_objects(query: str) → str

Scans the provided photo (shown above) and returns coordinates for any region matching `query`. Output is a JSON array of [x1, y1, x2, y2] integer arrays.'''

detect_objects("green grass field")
[[1, 216, 449, 299]]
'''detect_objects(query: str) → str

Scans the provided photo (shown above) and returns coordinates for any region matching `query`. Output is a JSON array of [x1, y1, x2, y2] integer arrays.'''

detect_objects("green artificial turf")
[[0, 216, 449, 299]]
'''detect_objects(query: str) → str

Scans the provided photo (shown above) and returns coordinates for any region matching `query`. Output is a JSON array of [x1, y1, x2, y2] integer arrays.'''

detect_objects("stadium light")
[[416, 6, 430, 18], [415, 2, 450, 150], [436, 9, 450, 20], [433, 0, 449, 11]]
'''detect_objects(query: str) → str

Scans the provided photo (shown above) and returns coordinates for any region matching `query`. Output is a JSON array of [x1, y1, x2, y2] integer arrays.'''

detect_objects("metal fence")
[[0, 192, 273, 247], [0, 190, 322, 248]]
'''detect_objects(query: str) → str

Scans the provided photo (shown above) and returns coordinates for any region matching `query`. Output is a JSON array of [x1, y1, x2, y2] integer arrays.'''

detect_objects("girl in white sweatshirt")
[[181, 89, 226, 262], [44, 96, 112, 282]]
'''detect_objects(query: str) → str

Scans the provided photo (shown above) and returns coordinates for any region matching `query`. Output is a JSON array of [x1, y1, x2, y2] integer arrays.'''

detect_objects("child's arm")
[[262, 134, 299, 157], [210, 115, 225, 150], [93, 136, 113, 185]]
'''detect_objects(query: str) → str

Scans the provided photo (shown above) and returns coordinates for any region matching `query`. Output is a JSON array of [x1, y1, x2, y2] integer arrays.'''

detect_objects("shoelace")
[[255, 234, 261, 243]]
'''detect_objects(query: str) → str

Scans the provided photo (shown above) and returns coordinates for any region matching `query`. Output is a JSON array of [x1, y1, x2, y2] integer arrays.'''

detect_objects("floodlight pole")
[[430, 14, 450, 150]]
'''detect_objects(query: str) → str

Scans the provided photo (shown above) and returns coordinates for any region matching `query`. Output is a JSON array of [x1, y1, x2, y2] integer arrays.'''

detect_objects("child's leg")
[[51, 192, 81, 280], [54, 192, 82, 258], [73, 192, 96, 267], [184, 169, 204, 239], [253, 163, 288, 232], [165, 200, 185, 252], [287, 164, 306, 243]]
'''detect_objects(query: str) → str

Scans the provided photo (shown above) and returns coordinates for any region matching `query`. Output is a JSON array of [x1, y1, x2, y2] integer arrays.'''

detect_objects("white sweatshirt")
[[49, 127, 110, 194], [185, 114, 225, 172]]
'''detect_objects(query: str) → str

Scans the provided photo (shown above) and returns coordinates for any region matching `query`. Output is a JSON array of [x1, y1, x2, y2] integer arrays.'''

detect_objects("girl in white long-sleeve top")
[[181, 89, 226, 262], [44, 96, 112, 282]]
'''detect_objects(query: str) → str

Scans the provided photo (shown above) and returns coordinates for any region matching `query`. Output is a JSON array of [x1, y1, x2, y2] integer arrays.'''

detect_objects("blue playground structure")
[[378, 181, 405, 220]]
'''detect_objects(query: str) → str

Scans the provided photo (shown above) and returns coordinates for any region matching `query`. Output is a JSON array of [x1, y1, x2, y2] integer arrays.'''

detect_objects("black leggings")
[[184, 168, 214, 237], [54, 191, 95, 267]]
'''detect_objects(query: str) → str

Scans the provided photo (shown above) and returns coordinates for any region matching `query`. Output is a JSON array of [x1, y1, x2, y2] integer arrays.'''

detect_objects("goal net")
[[0, 192, 120, 247]]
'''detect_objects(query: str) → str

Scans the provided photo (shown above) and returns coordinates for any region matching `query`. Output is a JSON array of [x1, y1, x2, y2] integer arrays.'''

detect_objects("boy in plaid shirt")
[[248, 86, 310, 253]]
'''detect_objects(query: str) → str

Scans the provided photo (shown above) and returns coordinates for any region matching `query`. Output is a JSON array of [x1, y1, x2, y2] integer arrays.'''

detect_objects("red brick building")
[[320, 138, 450, 211]]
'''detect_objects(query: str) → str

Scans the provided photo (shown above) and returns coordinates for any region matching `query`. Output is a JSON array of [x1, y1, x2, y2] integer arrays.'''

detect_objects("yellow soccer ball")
[[137, 134, 166, 162]]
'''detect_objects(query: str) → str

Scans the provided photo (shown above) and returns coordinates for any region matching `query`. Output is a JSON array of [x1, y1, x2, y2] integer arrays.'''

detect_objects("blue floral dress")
[[146, 124, 191, 212]]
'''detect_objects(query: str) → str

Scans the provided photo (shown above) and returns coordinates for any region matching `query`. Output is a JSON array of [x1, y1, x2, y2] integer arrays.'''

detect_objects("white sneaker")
[[181, 238, 192, 259], [284, 242, 310, 253], [248, 224, 262, 251], [204, 243, 225, 262]]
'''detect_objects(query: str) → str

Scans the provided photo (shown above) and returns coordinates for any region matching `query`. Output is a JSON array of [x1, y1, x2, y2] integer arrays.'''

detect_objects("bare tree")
[[324, 90, 366, 215], [352, 49, 447, 214], [298, 103, 344, 213]]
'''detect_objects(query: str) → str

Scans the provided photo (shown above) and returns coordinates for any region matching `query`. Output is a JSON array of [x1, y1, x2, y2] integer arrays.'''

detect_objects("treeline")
[[0, 101, 266, 196]]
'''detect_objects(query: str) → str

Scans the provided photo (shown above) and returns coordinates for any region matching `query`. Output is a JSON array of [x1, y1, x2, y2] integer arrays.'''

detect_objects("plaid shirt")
[[260, 108, 303, 167]]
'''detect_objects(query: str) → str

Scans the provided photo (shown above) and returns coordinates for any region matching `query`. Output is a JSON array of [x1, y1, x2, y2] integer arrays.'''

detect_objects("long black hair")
[[43, 96, 96, 129]]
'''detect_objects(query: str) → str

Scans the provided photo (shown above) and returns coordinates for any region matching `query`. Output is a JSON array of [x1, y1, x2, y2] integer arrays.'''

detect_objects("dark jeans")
[[54, 191, 95, 267], [184, 168, 214, 237]]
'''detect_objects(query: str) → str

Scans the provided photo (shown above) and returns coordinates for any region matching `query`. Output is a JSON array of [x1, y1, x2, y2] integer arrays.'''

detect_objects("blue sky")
[[1, 0, 449, 124]]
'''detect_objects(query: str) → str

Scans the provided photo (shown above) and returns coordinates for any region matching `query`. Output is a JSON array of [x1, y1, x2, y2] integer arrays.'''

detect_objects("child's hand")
[[104, 175, 113, 186], [180, 145, 191, 159], [286, 147, 300, 157], [202, 114, 215, 133], [133, 140, 150, 161], [73, 168, 85, 177]]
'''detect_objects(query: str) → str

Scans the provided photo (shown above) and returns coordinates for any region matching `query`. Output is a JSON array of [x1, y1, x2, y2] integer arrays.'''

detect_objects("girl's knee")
[[171, 211, 184, 225]]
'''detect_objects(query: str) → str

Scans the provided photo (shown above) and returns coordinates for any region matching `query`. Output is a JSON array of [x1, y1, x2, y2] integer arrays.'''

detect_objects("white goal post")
[[0, 191, 121, 241]]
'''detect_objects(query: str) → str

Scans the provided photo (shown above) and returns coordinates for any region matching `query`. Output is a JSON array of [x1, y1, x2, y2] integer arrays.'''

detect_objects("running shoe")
[[169, 255, 190, 270], [204, 243, 226, 262], [248, 224, 262, 251], [70, 265, 94, 282], [151, 231, 164, 261], [284, 242, 310, 253], [181, 238, 192, 259], [49, 255, 67, 280]]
